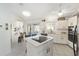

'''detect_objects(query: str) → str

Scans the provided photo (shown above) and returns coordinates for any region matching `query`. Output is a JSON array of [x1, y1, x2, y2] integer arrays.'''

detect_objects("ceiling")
[[0, 3, 79, 24]]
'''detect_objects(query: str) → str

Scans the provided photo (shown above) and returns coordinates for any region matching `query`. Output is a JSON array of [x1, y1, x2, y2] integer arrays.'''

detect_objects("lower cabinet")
[[53, 34, 68, 44], [39, 47, 52, 56], [27, 39, 53, 56], [39, 41, 53, 56]]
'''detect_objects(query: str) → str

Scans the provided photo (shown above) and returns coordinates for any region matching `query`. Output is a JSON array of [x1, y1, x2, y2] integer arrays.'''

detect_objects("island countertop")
[[25, 35, 53, 46]]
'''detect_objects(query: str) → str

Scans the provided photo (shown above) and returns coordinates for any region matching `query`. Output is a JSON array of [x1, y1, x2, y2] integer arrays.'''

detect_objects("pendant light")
[[58, 4, 65, 21], [58, 4, 63, 17]]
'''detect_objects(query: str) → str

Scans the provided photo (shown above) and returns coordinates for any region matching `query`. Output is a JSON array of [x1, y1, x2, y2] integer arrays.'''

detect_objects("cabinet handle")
[[46, 48, 50, 53]]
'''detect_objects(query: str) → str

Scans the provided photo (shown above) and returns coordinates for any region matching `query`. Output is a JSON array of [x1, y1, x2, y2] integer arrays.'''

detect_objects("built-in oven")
[[68, 25, 78, 56]]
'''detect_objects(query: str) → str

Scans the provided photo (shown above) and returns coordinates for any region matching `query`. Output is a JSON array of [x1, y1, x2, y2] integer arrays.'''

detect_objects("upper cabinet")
[[68, 16, 77, 26], [54, 20, 68, 34]]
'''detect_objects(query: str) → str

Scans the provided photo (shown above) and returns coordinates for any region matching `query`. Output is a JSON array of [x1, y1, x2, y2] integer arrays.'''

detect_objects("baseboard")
[[53, 42, 68, 45], [53, 42, 73, 50]]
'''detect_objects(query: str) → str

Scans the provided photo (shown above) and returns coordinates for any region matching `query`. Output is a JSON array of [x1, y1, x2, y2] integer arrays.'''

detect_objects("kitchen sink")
[[32, 36, 47, 43]]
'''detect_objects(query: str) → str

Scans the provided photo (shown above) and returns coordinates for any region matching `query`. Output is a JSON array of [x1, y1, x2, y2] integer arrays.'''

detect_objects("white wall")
[[0, 4, 15, 55], [11, 20, 24, 45], [0, 16, 11, 55], [0, 25, 11, 55]]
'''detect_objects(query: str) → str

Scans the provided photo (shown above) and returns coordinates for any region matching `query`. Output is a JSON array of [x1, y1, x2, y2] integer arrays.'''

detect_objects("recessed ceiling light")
[[19, 3, 24, 6], [22, 11, 31, 17], [58, 12, 63, 16]]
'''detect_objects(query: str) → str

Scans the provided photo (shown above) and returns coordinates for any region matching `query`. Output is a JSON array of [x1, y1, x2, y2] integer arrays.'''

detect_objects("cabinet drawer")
[[39, 46, 53, 56]]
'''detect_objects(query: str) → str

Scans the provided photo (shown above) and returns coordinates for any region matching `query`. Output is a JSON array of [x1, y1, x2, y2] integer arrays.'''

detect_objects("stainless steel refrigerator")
[[68, 25, 78, 56]]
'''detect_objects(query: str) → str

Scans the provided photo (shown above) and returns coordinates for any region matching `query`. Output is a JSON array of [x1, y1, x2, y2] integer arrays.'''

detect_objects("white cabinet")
[[26, 37, 53, 56], [54, 20, 68, 44], [53, 34, 68, 44], [38, 40, 53, 56], [55, 20, 68, 31], [68, 16, 77, 26]]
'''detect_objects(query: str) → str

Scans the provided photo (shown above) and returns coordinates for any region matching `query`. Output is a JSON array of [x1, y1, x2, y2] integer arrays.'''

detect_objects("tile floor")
[[7, 41, 27, 56], [53, 43, 74, 56], [6, 41, 74, 56]]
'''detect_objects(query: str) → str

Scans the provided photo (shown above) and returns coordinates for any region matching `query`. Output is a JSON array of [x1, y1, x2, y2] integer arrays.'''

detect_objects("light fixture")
[[58, 4, 63, 17], [22, 11, 31, 17], [58, 17, 65, 21], [58, 11, 63, 16]]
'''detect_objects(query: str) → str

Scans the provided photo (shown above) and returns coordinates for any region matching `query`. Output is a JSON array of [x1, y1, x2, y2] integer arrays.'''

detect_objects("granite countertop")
[[25, 35, 53, 46]]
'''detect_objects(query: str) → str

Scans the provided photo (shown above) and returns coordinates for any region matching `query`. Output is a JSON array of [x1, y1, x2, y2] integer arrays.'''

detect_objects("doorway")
[[11, 21, 24, 48]]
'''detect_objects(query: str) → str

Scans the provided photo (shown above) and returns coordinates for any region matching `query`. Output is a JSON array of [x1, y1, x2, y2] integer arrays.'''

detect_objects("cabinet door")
[[54, 34, 68, 44], [46, 40, 53, 56], [68, 16, 77, 26], [61, 34, 68, 44], [38, 40, 53, 56], [54, 34, 62, 43]]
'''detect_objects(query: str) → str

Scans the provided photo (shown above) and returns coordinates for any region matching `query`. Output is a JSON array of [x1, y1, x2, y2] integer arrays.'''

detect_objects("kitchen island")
[[25, 35, 53, 56]]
